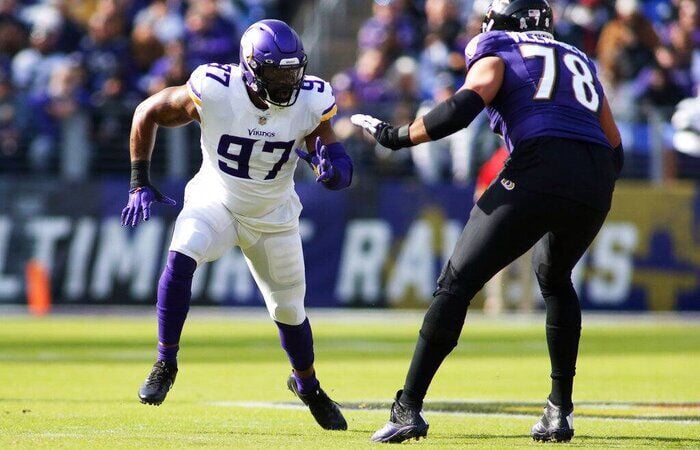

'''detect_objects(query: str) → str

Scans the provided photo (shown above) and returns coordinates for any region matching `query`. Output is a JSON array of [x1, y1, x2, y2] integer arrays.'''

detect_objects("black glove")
[[350, 114, 412, 150]]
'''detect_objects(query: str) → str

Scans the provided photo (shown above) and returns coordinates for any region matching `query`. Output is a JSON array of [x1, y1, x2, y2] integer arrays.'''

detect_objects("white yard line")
[[206, 401, 700, 425]]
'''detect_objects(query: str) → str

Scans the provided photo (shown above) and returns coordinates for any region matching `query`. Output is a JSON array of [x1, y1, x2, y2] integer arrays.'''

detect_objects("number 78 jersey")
[[465, 31, 610, 152], [185, 63, 337, 232]]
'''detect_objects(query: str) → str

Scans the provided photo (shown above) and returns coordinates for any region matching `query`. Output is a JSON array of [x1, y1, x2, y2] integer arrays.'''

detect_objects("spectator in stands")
[[411, 72, 470, 183], [141, 40, 188, 95], [0, 0, 28, 70], [78, 10, 129, 93], [0, 71, 22, 168], [597, 0, 661, 119], [133, 0, 184, 46], [183, 0, 238, 70], [12, 24, 66, 95], [358, 0, 422, 60], [417, 0, 466, 97], [26, 61, 90, 177], [346, 48, 398, 120], [91, 71, 140, 172], [555, 0, 613, 56]]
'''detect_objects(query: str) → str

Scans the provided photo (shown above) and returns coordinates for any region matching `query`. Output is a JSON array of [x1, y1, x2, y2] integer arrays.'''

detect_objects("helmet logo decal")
[[241, 36, 254, 62], [279, 57, 300, 66], [520, 17, 527, 29]]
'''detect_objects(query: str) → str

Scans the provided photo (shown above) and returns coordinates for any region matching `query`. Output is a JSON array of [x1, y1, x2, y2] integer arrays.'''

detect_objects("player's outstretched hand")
[[295, 136, 334, 183], [350, 114, 405, 150], [121, 186, 176, 227]]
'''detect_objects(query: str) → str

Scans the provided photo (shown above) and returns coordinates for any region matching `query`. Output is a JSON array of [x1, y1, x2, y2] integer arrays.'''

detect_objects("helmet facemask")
[[255, 60, 307, 107]]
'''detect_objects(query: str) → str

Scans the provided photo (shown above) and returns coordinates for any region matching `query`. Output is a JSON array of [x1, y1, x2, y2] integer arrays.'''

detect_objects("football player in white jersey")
[[121, 19, 351, 430]]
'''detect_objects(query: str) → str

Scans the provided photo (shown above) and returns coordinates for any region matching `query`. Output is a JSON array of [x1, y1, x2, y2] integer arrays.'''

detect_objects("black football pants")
[[401, 179, 608, 408]]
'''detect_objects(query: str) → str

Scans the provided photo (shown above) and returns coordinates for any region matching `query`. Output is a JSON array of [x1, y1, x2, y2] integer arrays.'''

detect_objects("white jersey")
[[185, 63, 337, 233]]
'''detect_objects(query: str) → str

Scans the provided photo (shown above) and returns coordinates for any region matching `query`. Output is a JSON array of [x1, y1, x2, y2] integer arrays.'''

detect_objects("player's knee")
[[434, 260, 482, 300], [170, 218, 215, 264], [271, 304, 305, 325], [534, 262, 573, 297], [420, 292, 467, 348], [165, 251, 197, 279], [265, 284, 306, 325]]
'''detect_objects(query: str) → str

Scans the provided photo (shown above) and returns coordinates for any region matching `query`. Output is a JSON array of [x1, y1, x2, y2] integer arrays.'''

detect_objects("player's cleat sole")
[[287, 374, 347, 430], [370, 390, 429, 443], [370, 422, 429, 443], [531, 399, 574, 443], [138, 360, 178, 406]]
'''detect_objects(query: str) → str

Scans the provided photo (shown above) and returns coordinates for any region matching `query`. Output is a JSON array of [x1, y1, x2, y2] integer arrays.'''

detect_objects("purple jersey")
[[465, 31, 610, 151]]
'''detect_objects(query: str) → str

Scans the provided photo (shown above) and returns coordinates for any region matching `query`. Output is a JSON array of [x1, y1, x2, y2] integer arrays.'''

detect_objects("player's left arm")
[[599, 95, 624, 174], [296, 118, 354, 190], [351, 56, 504, 149]]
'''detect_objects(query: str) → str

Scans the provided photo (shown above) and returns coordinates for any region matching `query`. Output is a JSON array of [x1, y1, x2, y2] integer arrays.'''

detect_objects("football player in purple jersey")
[[353, 0, 622, 443]]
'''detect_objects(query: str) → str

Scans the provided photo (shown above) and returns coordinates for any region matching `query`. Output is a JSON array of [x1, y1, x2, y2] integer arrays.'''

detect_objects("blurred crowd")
[[332, 0, 700, 183], [0, 0, 698, 182], [0, 0, 291, 178]]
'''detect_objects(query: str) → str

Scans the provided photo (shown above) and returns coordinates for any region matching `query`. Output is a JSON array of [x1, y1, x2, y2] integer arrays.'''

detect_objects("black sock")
[[400, 334, 455, 408], [543, 282, 581, 411], [400, 292, 469, 408], [549, 377, 573, 410]]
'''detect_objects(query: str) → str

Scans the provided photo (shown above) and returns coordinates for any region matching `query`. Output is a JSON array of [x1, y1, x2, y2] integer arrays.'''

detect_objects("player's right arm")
[[130, 85, 200, 162], [121, 85, 199, 227], [351, 32, 508, 150]]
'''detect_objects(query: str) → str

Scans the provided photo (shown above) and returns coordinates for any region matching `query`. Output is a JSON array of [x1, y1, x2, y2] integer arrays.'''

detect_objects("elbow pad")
[[422, 89, 485, 141], [324, 142, 353, 190]]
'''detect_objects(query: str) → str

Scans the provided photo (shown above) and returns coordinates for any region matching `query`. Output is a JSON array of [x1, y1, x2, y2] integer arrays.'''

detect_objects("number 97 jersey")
[[185, 63, 337, 233], [465, 31, 610, 152]]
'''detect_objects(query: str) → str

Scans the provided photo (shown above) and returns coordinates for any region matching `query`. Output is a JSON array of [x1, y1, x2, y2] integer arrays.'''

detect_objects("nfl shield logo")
[[258, 116, 267, 125]]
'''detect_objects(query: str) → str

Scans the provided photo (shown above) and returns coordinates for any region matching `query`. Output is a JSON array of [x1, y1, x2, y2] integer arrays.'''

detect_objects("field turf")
[[0, 310, 699, 448]]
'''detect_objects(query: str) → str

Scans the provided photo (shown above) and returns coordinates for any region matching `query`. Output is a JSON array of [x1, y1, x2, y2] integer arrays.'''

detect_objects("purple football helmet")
[[240, 19, 308, 107]]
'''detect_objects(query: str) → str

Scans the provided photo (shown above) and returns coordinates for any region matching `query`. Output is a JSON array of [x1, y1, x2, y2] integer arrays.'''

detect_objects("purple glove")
[[121, 185, 176, 227], [295, 136, 335, 183]]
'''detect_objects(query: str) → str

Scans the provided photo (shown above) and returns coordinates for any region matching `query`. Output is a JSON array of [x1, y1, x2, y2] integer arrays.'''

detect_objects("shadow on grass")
[[344, 400, 700, 422]]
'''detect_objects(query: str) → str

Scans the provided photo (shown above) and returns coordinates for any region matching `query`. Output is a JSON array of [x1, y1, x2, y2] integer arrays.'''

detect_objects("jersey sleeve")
[[464, 31, 514, 71], [186, 64, 207, 113], [305, 76, 337, 123]]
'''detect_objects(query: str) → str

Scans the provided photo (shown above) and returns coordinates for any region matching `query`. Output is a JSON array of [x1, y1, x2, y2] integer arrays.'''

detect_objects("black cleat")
[[531, 400, 574, 442], [138, 360, 178, 405], [287, 374, 347, 430], [370, 390, 429, 443]]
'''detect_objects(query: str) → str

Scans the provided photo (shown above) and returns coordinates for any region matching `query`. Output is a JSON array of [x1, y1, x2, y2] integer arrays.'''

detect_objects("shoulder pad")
[[465, 31, 514, 70], [301, 75, 337, 122], [186, 64, 208, 108], [187, 63, 236, 109]]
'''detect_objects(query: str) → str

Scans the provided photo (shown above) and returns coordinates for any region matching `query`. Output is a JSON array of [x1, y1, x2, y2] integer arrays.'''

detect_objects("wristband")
[[130, 160, 151, 190]]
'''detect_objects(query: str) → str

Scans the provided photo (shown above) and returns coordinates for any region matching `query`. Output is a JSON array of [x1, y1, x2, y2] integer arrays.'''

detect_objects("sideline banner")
[[0, 179, 697, 310]]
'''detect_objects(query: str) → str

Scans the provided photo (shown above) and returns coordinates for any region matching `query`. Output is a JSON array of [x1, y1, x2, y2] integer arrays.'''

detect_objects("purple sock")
[[294, 371, 319, 394], [276, 318, 317, 393], [156, 251, 197, 365]]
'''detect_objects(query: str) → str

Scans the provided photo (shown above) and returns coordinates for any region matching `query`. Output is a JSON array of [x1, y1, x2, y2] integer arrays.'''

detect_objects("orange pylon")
[[26, 260, 52, 316]]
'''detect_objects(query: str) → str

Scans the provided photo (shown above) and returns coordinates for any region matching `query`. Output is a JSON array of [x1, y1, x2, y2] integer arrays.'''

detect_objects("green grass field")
[[1, 310, 699, 448]]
